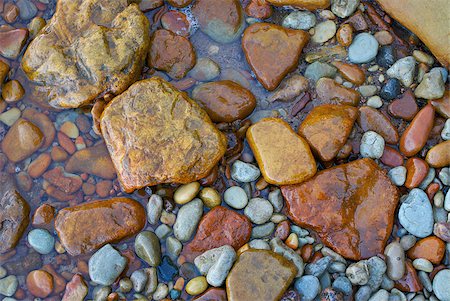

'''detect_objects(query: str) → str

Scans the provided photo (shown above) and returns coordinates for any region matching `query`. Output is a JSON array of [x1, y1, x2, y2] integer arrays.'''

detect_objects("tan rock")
[[425, 140, 450, 168], [65, 143, 116, 179], [266, 0, 330, 10], [316, 78, 360, 106], [100, 77, 227, 193]]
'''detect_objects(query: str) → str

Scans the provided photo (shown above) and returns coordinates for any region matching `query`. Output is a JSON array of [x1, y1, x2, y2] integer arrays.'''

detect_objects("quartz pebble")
[[415, 68, 445, 99], [441, 119, 450, 140], [360, 131, 385, 159], [346, 261, 369, 285], [231, 160, 261, 183], [224, 186, 248, 209], [244, 198, 273, 224], [399, 189, 434, 238], [0, 275, 18, 297], [387, 56, 416, 87], [348, 33, 379, 64], [367, 96, 382, 108]]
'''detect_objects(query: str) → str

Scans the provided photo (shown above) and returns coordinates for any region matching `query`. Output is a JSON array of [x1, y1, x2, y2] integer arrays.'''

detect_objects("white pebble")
[[360, 131, 385, 159], [367, 96, 383, 108]]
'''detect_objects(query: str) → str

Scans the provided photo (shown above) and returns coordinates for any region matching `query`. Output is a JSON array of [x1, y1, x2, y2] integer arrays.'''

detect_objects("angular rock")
[[65, 143, 116, 179], [315, 78, 360, 106], [282, 158, 399, 260], [387, 56, 416, 87], [100, 77, 227, 193], [61, 274, 88, 301], [89, 244, 126, 286], [388, 90, 418, 121], [0, 28, 28, 59], [415, 69, 445, 100], [358, 106, 399, 144], [266, 0, 330, 10]]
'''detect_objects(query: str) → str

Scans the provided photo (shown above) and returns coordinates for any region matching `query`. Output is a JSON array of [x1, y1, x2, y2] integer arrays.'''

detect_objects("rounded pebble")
[[174, 182, 200, 205], [231, 160, 261, 183], [27, 229, 55, 255], [294, 275, 321, 301], [360, 131, 385, 159], [348, 33, 379, 64], [244, 197, 273, 224], [224, 186, 248, 209], [185, 276, 208, 295], [432, 269, 450, 301]]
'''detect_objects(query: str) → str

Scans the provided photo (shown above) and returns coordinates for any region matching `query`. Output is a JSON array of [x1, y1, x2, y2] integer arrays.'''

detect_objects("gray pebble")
[[174, 198, 203, 242], [134, 231, 161, 267], [412, 258, 433, 272], [268, 189, 283, 212], [384, 241, 405, 281], [305, 256, 332, 277], [0, 275, 18, 297], [419, 168, 435, 190], [329, 261, 347, 273], [333, 276, 353, 295], [366, 256, 387, 291], [367, 96, 383, 108], [155, 224, 172, 240], [439, 167, 450, 186], [349, 33, 379, 64], [248, 239, 270, 250], [399, 189, 434, 238], [331, 0, 359, 18], [356, 285, 372, 301], [130, 269, 148, 293], [251, 222, 275, 238], [194, 245, 236, 287], [153, 283, 169, 301], [441, 119, 450, 140], [399, 235, 416, 251], [270, 237, 304, 277], [89, 244, 126, 286], [305, 61, 337, 82], [224, 186, 248, 209], [319, 272, 332, 290], [231, 160, 261, 183], [388, 166, 407, 186], [381, 274, 394, 290], [147, 194, 163, 225], [166, 236, 182, 259], [144, 268, 158, 295], [368, 289, 389, 301], [16, 0, 37, 20], [359, 85, 378, 97], [93, 286, 111, 301], [360, 131, 385, 159], [346, 261, 370, 285], [282, 10, 316, 30], [294, 275, 321, 301], [244, 198, 273, 224], [27, 228, 55, 255], [418, 271, 432, 292]]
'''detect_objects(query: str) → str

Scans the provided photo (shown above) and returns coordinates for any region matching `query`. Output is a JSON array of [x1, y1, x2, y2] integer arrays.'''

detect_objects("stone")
[[282, 158, 399, 260], [61, 274, 88, 301], [432, 90, 450, 118], [16, 0, 37, 19], [333, 62, 365, 85], [384, 242, 405, 281], [0, 172, 30, 254], [189, 58, 220, 81], [348, 33, 379, 64], [358, 106, 399, 144], [304, 256, 331, 277], [2, 80, 25, 103], [432, 269, 450, 301], [380, 78, 401, 100], [244, 198, 273, 225], [28, 153, 52, 179], [174, 182, 200, 205], [21, 0, 150, 108], [1, 118, 43, 162], [425, 140, 450, 168], [0, 275, 18, 297], [266, 0, 330, 10], [131, 270, 148, 293], [147, 194, 163, 225], [28, 17, 46, 38], [224, 186, 248, 209], [299, 104, 358, 161], [27, 229, 54, 255], [247, 118, 316, 185], [374, 30, 394, 45], [26, 270, 53, 298], [226, 249, 297, 301], [182, 206, 252, 261], [316, 78, 361, 106], [346, 261, 369, 285], [89, 244, 126, 286], [407, 236, 445, 264], [55, 198, 146, 256], [242, 22, 309, 90], [331, 0, 359, 18], [387, 57, 416, 87], [332, 276, 353, 295], [193, 288, 227, 301], [405, 158, 429, 189], [398, 189, 433, 238], [22, 108, 55, 149], [388, 166, 407, 186], [0, 28, 28, 59], [294, 275, 321, 300], [231, 160, 261, 183], [244, 0, 273, 19], [192, 0, 244, 44], [65, 143, 116, 179], [360, 131, 385, 159], [369, 289, 389, 301], [192, 80, 256, 123], [442, 119, 450, 140], [282, 10, 316, 30], [433, 222, 450, 242], [304, 61, 337, 82], [100, 77, 227, 192], [186, 276, 208, 295], [415, 69, 445, 99], [251, 223, 275, 238], [194, 245, 236, 287], [161, 10, 191, 37], [0, 60, 10, 84], [388, 90, 418, 121], [336, 23, 353, 46], [148, 29, 196, 79], [135, 231, 161, 266], [311, 20, 336, 44], [270, 237, 304, 277], [268, 74, 309, 102], [394, 261, 422, 292], [174, 199, 203, 242], [167, 0, 192, 7]]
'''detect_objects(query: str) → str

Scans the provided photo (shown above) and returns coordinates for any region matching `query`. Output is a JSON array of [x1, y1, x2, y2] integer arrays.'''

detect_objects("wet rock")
[[387, 57, 416, 87], [0, 275, 18, 297], [61, 274, 88, 301], [0, 172, 30, 253], [2, 80, 25, 103], [266, 0, 330, 10], [194, 245, 236, 287], [316, 78, 360, 106], [43, 166, 82, 195], [336, 23, 353, 47], [348, 33, 379, 64], [161, 10, 191, 37], [0, 60, 10, 84], [100, 77, 227, 192], [167, 0, 192, 7], [28, 153, 52, 179], [380, 78, 401, 100], [388, 166, 407, 186], [426, 140, 450, 167], [270, 237, 304, 277], [384, 242, 405, 281], [431, 90, 450, 118], [331, 0, 359, 18], [28, 16, 46, 38], [282, 158, 399, 260], [192, 80, 256, 123], [399, 103, 434, 156], [22, 0, 150, 108], [299, 104, 358, 161], [304, 61, 337, 82], [415, 68, 445, 99], [376, 46, 395, 68], [148, 29, 196, 79], [22, 108, 56, 149], [388, 90, 418, 121], [405, 158, 429, 189], [346, 261, 369, 285], [244, 197, 273, 224], [358, 106, 399, 144], [193, 288, 227, 301], [157, 256, 178, 282], [55, 198, 146, 256], [189, 58, 220, 81], [231, 160, 261, 183], [65, 143, 116, 179], [174, 198, 203, 242], [268, 75, 309, 102], [247, 118, 316, 185], [394, 261, 422, 292], [333, 276, 352, 296], [333, 62, 365, 85], [32, 204, 55, 230], [147, 194, 163, 225], [432, 269, 450, 301], [27, 229, 54, 255], [26, 270, 53, 298], [244, 0, 272, 19], [0, 28, 28, 59], [242, 22, 309, 90], [311, 20, 336, 44], [398, 189, 433, 238], [89, 244, 126, 286], [294, 275, 321, 300], [360, 131, 385, 159], [282, 10, 316, 30], [16, 0, 37, 20], [224, 186, 248, 209], [135, 231, 161, 266]]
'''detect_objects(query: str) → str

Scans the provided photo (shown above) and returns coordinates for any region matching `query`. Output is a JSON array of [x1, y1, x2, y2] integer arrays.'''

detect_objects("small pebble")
[[134, 231, 162, 266], [346, 261, 369, 285], [174, 182, 200, 205], [359, 85, 378, 97], [332, 276, 353, 296], [441, 119, 450, 140], [189, 58, 220, 81], [348, 33, 379, 64], [412, 258, 433, 272], [89, 244, 126, 286], [376, 46, 396, 68], [380, 78, 401, 100], [27, 228, 55, 255], [388, 166, 407, 186], [384, 241, 405, 281], [173, 198, 203, 242], [399, 189, 434, 238], [294, 275, 321, 301], [360, 131, 385, 159], [224, 186, 248, 209], [231, 160, 261, 183], [244, 197, 273, 224], [311, 20, 337, 44], [282, 10, 316, 30], [147, 194, 163, 225], [432, 269, 450, 301], [185, 276, 208, 295], [367, 96, 383, 108]]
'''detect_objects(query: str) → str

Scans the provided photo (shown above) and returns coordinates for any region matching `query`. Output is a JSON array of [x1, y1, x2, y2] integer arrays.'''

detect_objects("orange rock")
[[332, 62, 365, 86], [96, 180, 112, 198], [41, 264, 66, 294], [26, 270, 54, 298], [32, 204, 55, 230], [399, 103, 435, 156], [54, 198, 146, 256], [299, 105, 358, 162], [431, 90, 450, 118], [0, 28, 28, 59], [405, 157, 429, 189], [407, 236, 445, 265], [247, 118, 316, 185], [28, 153, 52, 178], [65, 143, 116, 179], [388, 90, 418, 121], [161, 11, 191, 37], [22, 108, 55, 149], [336, 24, 353, 47], [266, 0, 330, 10], [51, 146, 69, 162], [282, 158, 399, 260], [425, 140, 450, 168], [43, 166, 82, 195], [315, 78, 360, 106], [380, 146, 404, 167], [61, 274, 88, 301], [58, 132, 76, 155], [1, 118, 44, 162], [395, 261, 423, 292], [242, 23, 309, 91], [358, 106, 399, 144], [244, 0, 272, 19]]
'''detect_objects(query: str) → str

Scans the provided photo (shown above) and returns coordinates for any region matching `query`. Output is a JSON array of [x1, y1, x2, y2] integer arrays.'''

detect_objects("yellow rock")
[[186, 276, 208, 295]]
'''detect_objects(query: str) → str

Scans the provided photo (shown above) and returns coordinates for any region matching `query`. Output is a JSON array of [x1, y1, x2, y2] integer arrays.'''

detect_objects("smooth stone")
[[431, 90, 450, 118], [231, 160, 260, 183], [380, 78, 401, 100], [244, 0, 272, 19], [304, 61, 337, 82], [412, 258, 432, 272], [369, 289, 389, 301], [270, 237, 304, 277], [384, 242, 405, 281], [387, 56, 416, 87], [346, 261, 370, 285], [0, 275, 18, 297], [88, 244, 126, 286], [147, 194, 163, 225], [394, 261, 423, 292], [358, 106, 399, 144], [305, 256, 332, 277], [174, 182, 200, 205], [266, 0, 330, 10], [415, 69, 445, 99], [194, 245, 236, 287], [359, 85, 378, 97], [248, 239, 270, 250], [27, 229, 54, 255], [174, 199, 203, 242], [333, 61, 366, 85], [311, 20, 336, 44], [244, 198, 273, 225], [282, 10, 316, 30], [405, 158, 429, 189], [153, 283, 170, 299], [377, 46, 396, 68], [348, 33, 379, 64], [432, 270, 450, 301], [267, 74, 309, 102], [189, 58, 220, 81], [65, 143, 116, 179], [407, 236, 446, 264], [0, 29, 28, 59], [331, 0, 359, 18], [332, 276, 353, 295], [131, 270, 148, 293], [399, 235, 416, 251], [134, 231, 161, 267], [224, 186, 248, 209], [155, 224, 172, 240], [157, 256, 178, 282], [398, 189, 434, 238], [166, 236, 182, 259], [388, 90, 418, 121], [251, 222, 275, 238], [16, 0, 37, 19], [356, 285, 372, 301], [425, 140, 450, 168], [294, 275, 321, 300], [442, 119, 450, 140], [61, 273, 88, 301], [388, 166, 407, 186], [268, 189, 283, 212], [316, 78, 361, 106], [360, 131, 385, 159], [186, 276, 208, 296]]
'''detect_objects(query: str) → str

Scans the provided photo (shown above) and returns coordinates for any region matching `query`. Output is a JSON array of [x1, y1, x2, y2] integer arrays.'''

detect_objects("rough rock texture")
[[65, 143, 116, 179], [0, 173, 30, 254], [242, 23, 309, 91], [21, 0, 150, 108], [100, 77, 227, 193], [282, 158, 399, 260], [54, 198, 146, 256], [266, 0, 330, 10]]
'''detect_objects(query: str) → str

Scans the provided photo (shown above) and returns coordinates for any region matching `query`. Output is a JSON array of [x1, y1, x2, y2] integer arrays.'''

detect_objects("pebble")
[[366, 256, 387, 291], [415, 68, 445, 99], [244, 197, 273, 224], [270, 237, 304, 277], [60, 121, 79, 138], [186, 276, 208, 295], [147, 194, 163, 225], [356, 285, 372, 301], [305, 256, 332, 277], [2, 80, 25, 103], [348, 33, 379, 64], [346, 261, 370, 285], [0, 266, 6, 278], [331, 0, 359, 18], [26, 270, 54, 298], [88, 244, 126, 286], [251, 222, 275, 238], [374, 30, 393, 45], [155, 224, 172, 239], [248, 239, 270, 250], [174, 182, 200, 205], [376, 46, 395, 68], [174, 198, 203, 242], [332, 276, 353, 296], [380, 78, 401, 100], [28, 17, 46, 38], [388, 166, 407, 186], [360, 131, 385, 159], [399, 189, 434, 238], [189, 58, 220, 81], [231, 160, 261, 183], [294, 275, 321, 301], [134, 231, 162, 266], [359, 85, 378, 97], [387, 56, 416, 87], [166, 236, 182, 259], [384, 241, 405, 281], [224, 186, 248, 209], [268, 189, 283, 212], [311, 20, 337, 44], [439, 167, 450, 185], [304, 61, 337, 82], [445, 190, 450, 211], [0, 275, 18, 297], [157, 256, 178, 282], [199, 187, 221, 208], [329, 261, 347, 273], [413, 50, 434, 66], [442, 119, 450, 140], [399, 235, 416, 251], [412, 258, 433, 273], [367, 96, 383, 108], [130, 270, 148, 293], [196, 245, 236, 287], [336, 23, 353, 46], [27, 229, 55, 255], [282, 10, 316, 30], [432, 269, 450, 301], [369, 289, 389, 301], [153, 283, 169, 300]]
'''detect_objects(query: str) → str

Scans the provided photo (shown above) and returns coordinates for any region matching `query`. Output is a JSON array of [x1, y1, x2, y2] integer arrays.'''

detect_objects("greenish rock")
[[135, 231, 162, 267], [0, 275, 18, 297], [166, 236, 182, 259], [305, 61, 337, 82], [89, 244, 126, 286], [27, 228, 55, 255], [189, 58, 220, 81], [155, 224, 172, 240], [173, 198, 203, 242]]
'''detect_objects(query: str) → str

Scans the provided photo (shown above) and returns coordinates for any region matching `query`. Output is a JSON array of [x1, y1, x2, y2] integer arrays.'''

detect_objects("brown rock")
[[226, 249, 297, 301], [65, 143, 116, 179], [61, 274, 88, 301], [100, 77, 227, 193], [32, 204, 55, 230], [358, 106, 399, 144], [266, 0, 330, 10], [299, 104, 358, 162], [336, 23, 353, 47], [315, 78, 360, 106], [388, 90, 419, 121], [0, 60, 9, 84], [21, 0, 150, 108], [407, 236, 445, 265], [247, 118, 316, 185], [242, 23, 309, 91], [376, 0, 449, 67], [275, 220, 290, 241], [42, 264, 66, 295], [374, 30, 394, 45], [267, 74, 309, 102], [28, 153, 52, 178], [245, 0, 272, 19], [2, 80, 25, 103], [192, 80, 256, 123], [0, 28, 28, 59], [1, 118, 44, 163], [43, 167, 82, 195], [431, 90, 450, 118], [0, 172, 30, 253], [54, 198, 146, 256], [425, 140, 450, 168], [148, 29, 196, 79], [51, 146, 69, 162], [26, 270, 54, 298], [139, 0, 163, 12], [399, 103, 435, 156], [282, 158, 399, 260], [380, 146, 404, 167], [333, 62, 365, 86], [395, 261, 423, 292], [167, 0, 192, 8], [22, 108, 56, 150], [161, 11, 191, 37], [3, 3, 19, 23], [405, 157, 429, 189], [193, 288, 227, 301], [96, 180, 112, 198], [182, 206, 251, 261], [345, 10, 368, 31]]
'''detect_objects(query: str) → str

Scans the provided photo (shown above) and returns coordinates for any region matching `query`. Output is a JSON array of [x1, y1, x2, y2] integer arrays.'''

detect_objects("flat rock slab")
[[55, 198, 146, 256], [21, 0, 150, 108], [100, 77, 227, 193], [282, 158, 399, 260]]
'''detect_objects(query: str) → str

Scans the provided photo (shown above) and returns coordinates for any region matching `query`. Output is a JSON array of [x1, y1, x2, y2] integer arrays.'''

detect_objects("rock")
[[398, 189, 433, 238], [282, 158, 399, 260], [358, 106, 399, 144], [311, 20, 336, 44], [282, 10, 316, 30], [148, 29, 196, 79], [161, 10, 191, 37], [22, 108, 56, 149], [267, 74, 309, 102], [247, 118, 316, 185], [387, 57, 416, 87], [193, 288, 227, 301], [305, 256, 331, 277], [432, 269, 450, 301], [167, 0, 192, 7], [0, 60, 10, 84], [28, 153, 52, 179], [294, 275, 321, 300], [304, 61, 337, 82], [360, 131, 385, 159], [231, 160, 261, 183], [366, 256, 387, 291], [348, 33, 379, 64], [189, 58, 220, 81], [100, 77, 227, 192], [135, 231, 161, 266], [388, 166, 407, 186], [431, 90, 450, 118], [186, 276, 208, 295], [358, 85, 378, 97], [28, 17, 46, 38], [266, 0, 330, 10], [316, 78, 361, 106], [27, 229, 54, 255], [157, 256, 178, 282], [192, 80, 256, 123], [21, 0, 150, 108], [147, 194, 163, 225], [182, 206, 251, 261], [88, 244, 126, 286], [16, 0, 37, 19], [1, 118, 44, 162], [388, 90, 418, 121], [394, 261, 422, 292], [442, 119, 450, 140], [346, 261, 369, 285], [415, 68, 445, 99], [399, 103, 435, 156], [55, 198, 146, 256], [384, 242, 405, 281], [0, 172, 30, 254], [380, 78, 401, 100], [244, 0, 273, 19], [426, 140, 450, 167], [26, 270, 53, 298], [244, 198, 273, 225], [2, 80, 25, 103], [61, 274, 88, 301], [333, 62, 365, 85], [336, 23, 353, 47], [270, 237, 304, 277], [0, 275, 18, 297], [369, 289, 389, 301], [192, 0, 244, 44], [333, 276, 353, 295], [407, 236, 445, 265], [224, 186, 248, 209], [0, 28, 28, 59], [131, 270, 148, 293], [65, 143, 116, 179], [331, 0, 359, 18], [299, 104, 358, 161], [174, 182, 200, 205], [194, 245, 236, 287], [226, 249, 297, 301], [242, 22, 309, 90], [405, 158, 429, 189], [252, 223, 275, 238], [166, 236, 182, 259], [174, 198, 203, 242]]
